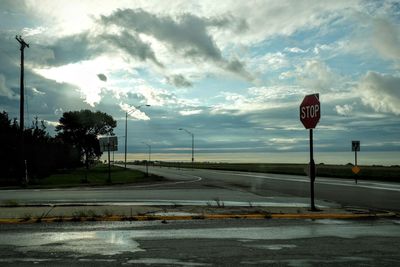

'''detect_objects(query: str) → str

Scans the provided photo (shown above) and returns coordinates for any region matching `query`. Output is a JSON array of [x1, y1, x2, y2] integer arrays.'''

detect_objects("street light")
[[124, 104, 150, 169], [142, 142, 151, 176], [178, 128, 194, 168]]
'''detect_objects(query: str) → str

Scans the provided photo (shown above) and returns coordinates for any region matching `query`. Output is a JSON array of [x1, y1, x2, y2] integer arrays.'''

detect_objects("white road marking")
[[206, 170, 400, 192]]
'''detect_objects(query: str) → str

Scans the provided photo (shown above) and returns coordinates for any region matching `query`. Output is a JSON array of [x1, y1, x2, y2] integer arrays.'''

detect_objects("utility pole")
[[16, 35, 29, 184]]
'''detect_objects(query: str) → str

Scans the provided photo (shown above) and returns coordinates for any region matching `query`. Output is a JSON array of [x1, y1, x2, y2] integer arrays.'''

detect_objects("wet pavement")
[[1, 166, 399, 265], [0, 219, 399, 266]]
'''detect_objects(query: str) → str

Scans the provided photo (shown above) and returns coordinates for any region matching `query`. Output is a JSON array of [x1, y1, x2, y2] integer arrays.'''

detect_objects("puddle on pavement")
[[11, 231, 144, 256], [1, 221, 399, 256], [245, 243, 297, 250], [312, 219, 352, 225], [152, 212, 200, 216]]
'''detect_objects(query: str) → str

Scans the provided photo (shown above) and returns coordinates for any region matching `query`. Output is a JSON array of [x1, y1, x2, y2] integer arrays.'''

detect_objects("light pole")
[[142, 142, 151, 176], [178, 128, 194, 168], [124, 104, 150, 169]]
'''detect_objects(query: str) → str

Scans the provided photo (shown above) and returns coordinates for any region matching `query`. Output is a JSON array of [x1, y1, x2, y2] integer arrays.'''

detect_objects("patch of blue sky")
[[0, 12, 37, 30], [326, 53, 396, 78], [184, 75, 251, 101]]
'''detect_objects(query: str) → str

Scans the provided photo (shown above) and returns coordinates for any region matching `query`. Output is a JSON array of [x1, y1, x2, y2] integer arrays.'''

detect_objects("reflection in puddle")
[[257, 244, 297, 250], [313, 219, 352, 225], [15, 231, 144, 256], [1, 221, 399, 256]]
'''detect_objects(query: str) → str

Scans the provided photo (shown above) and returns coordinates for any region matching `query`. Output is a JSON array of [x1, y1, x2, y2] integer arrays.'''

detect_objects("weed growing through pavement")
[[102, 209, 113, 217], [213, 197, 225, 208], [21, 213, 31, 222]]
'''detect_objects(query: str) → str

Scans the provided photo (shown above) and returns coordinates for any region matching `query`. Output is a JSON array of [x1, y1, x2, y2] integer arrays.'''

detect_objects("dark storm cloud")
[[100, 8, 252, 80], [0, 34, 27, 100], [100, 9, 221, 59], [100, 30, 163, 67], [97, 73, 107, 82], [44, 32, 102, 66], [166, 74, 192, 88]]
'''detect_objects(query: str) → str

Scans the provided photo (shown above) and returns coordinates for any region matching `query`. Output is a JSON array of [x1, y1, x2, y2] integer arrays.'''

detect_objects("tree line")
[[0, 110, 116, 186]]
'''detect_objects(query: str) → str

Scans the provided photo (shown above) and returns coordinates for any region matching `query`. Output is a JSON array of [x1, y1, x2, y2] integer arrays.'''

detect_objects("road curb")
[[0, 211, 396, 224]]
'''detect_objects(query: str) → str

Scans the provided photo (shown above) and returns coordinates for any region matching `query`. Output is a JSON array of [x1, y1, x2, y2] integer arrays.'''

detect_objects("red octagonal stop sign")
[[300, 94, 320, 129]]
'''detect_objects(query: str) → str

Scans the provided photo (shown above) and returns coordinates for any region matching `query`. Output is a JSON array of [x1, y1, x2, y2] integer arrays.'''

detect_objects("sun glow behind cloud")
[[1, 0, 400, 164]]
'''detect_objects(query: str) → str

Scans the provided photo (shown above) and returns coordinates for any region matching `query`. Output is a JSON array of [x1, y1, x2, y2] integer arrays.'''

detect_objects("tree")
[[56, 110, 117, 173], [0, 111, 81, 185], [0, 111, 20, 183]]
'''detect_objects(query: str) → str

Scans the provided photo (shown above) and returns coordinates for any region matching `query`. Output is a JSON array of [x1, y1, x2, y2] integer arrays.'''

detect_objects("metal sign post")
[[309, 129, 315, 209], [107, 143, 111, 183], [300, 93, 320, 211], [351, 141, 360, 183]]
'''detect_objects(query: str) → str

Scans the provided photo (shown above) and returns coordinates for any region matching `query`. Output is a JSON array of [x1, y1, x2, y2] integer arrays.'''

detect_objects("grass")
[[1, 199, 20, 207], [31, 163, 164, 188], [157, 162, 400, 182]]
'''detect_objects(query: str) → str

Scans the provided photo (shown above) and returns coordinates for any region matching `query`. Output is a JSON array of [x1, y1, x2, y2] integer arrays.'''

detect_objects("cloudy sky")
[[1, 0, 399, 163]]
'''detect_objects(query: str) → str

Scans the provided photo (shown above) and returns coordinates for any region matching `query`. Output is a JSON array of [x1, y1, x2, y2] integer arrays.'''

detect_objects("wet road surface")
[[0, 218, 399, 266], [1, 165, 399, 212], [129, 166, 400, 212]]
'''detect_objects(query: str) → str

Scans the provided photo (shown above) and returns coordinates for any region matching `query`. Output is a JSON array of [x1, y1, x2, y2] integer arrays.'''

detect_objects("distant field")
[[152, 162, 400, 182]]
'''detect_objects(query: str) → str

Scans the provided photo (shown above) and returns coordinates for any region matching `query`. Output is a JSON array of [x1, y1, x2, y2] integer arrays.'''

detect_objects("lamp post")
[[142, 142, 151, 176], [124, 104, 150, 169], [178, 128, 194, 168]]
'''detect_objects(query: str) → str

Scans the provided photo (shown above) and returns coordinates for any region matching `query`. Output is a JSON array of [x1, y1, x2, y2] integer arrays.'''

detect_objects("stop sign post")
[[300, 93, 320, 211]]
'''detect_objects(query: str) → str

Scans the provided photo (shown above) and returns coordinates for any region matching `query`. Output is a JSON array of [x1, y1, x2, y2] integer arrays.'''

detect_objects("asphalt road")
[[0, 219, 399, 266], [130, 165, 400, 212], [1, 165, 399, 211]]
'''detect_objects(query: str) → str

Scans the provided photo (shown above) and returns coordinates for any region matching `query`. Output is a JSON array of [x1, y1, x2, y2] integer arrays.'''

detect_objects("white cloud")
[[282, 60, 342, 92], [54, 108, 63, 115], [211, 85, 306, 115], [44, 120, 60, 127], [208, 1, 360, 47], [136, 86, 177, 107], [179, 109, 203, 116], [371, 17, 400, 62], [0, 74, 17, 99], [22, 26, 46, 37], [358, 71, 400, 115], [313, 43, 335, 55], [33, 56, 133, 106], [284, 47, 308, 53], [119, 102, 150, 121], [335, 104, 353, 116], [30, 87, 45, 95], [251, 52, 288, 73], [269, 138, 306, 145]]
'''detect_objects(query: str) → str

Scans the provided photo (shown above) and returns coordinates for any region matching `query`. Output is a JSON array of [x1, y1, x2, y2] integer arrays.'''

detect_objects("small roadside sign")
[[99, 136, 118, 152], [352, 166, 360, 174], [98, 136, 118, 184], [352, 141, 360, 152]]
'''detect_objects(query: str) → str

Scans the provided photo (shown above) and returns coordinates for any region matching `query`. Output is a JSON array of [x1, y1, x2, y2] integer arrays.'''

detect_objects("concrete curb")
[[0, 211, 397, 224]]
